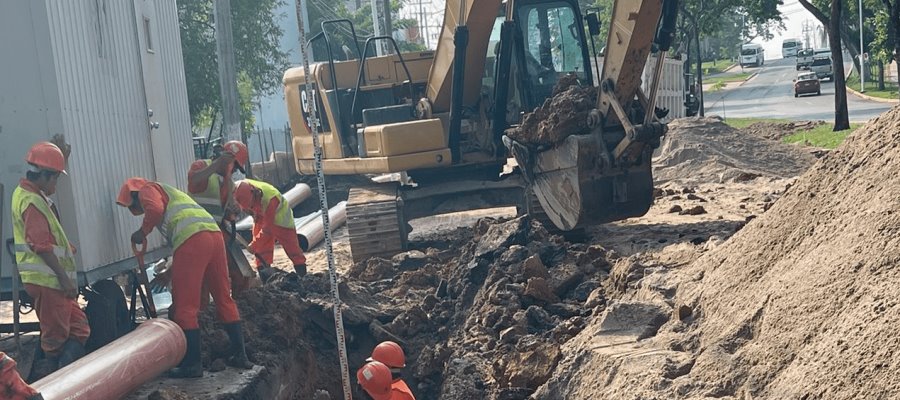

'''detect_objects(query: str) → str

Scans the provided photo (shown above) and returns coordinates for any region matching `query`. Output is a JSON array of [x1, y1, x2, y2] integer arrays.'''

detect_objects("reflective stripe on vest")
[[245, 179, 293, 229], [158, 183, 220, 250], [11, 186, 77, 290], [190, 159, 225, 217]]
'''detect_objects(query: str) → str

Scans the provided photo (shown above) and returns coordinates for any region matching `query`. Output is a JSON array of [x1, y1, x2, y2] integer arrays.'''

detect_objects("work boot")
[[224, 321, 253, 369], [169, 329, 203, 378], [257, 265, 275, 283], [293, 264, 307, 276], [57, 339, 85, 368]]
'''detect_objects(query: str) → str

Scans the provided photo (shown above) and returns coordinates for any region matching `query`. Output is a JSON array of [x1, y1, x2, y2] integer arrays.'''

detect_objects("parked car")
[[796, 48, 814, 70], [809, 56, 833, 81], [794, 72, 821, 97]]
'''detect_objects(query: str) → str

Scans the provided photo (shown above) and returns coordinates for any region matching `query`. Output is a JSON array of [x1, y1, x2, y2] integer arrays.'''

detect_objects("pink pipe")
[[33, 318, 186, 400]]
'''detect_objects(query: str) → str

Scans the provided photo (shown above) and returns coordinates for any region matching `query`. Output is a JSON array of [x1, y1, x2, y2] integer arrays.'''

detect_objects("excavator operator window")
[[518, 1, 587, 108]]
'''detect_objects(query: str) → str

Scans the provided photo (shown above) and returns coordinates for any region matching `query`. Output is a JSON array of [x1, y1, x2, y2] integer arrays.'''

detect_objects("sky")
[[752, 0, 827, 59]]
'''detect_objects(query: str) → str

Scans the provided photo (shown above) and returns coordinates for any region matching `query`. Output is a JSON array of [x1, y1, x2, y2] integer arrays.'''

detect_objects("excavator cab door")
[[514, 0, 593, 110]]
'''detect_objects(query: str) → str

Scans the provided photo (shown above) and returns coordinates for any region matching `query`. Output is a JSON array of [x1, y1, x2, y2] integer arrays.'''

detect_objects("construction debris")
[[507, 78, 598, 146]]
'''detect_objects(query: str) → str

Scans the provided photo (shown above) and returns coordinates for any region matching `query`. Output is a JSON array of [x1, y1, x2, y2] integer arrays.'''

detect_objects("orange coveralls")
[[0, 352, 39, 400], [137, 183, 240, 330], [247, 195, 306, 267], [18, 179, 89, 357]]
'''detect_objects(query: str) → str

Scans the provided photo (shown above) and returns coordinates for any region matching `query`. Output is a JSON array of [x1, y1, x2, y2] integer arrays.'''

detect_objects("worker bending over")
[[187, 140, 252, 293], [357, 360, 415, 400], [0, 352, 41, 400], [187, 140, 248, 221], [233, 179, 306, 278], [367, 341, 415, 400], [116, 177, 252, 378], [11, 140, 89, 374]]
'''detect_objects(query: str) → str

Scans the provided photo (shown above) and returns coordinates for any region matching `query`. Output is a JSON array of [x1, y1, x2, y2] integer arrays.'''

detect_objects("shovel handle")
[[131, 240, 147, 258]]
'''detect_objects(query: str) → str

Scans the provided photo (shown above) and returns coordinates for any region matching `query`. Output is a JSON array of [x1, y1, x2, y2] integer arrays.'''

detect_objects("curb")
[[845, 85, 899, 103]]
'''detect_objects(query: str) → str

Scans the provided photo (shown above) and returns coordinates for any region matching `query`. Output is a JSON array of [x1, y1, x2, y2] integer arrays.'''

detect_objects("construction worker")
[[0, 352, 41, 400], [357, 361, 394, 400], [232, 179, 306, 279], [11, 140, 89, 374], [187, 140, 248, 220], [116, 177, 252, 378], [187, 140, 252, 293], [367, 341, 415, 400]]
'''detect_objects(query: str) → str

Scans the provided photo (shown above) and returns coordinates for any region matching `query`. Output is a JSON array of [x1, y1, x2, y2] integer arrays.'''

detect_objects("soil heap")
[[654, 117, 816, 184], [188, 216, 612, 400], [740, 120, 825, 142], [535, 107, 900, 399], [507, 75, 598, 146]]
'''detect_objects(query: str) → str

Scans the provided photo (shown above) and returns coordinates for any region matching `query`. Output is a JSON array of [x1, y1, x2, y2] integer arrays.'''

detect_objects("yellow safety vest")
[[11, 186, 77, 290], [157, 183, 220, 250], [244, 179, 294, 229], [190, 159, 225, 218]]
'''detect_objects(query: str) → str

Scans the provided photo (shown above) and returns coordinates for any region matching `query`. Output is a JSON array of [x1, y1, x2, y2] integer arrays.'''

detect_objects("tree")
[[178, 0, 289, 133], [799, 0, 851, 130], [307, 0, 426, 61], [677, 0, 782, 117], [876, 0, 900, 98]]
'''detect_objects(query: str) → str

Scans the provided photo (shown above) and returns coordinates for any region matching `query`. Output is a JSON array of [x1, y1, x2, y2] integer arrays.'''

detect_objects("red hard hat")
[[356, 361, 392, 400], [232, 180, 257, 210], [367, 341, 406, 369], [116, 177, 149, 207], [223, 141, 249, 171], [26, 142, 67, 174]]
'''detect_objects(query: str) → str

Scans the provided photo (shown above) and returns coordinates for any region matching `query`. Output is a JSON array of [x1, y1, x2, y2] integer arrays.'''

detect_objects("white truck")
[[809, 56, 834, 81]]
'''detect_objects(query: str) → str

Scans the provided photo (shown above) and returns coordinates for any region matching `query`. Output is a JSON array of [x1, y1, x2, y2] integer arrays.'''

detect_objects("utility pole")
[[370, 0, 384, 55], [859, 0, 865, 92], [214, 0, 242, 144], [382, 0, 392, 43]]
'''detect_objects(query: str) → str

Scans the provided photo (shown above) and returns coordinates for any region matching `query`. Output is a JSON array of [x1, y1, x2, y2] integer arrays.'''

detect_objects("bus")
[[782, 38, 803, 57]]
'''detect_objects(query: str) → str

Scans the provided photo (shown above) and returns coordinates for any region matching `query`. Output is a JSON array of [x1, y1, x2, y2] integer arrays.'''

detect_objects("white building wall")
[[0, 0, 192, 285]]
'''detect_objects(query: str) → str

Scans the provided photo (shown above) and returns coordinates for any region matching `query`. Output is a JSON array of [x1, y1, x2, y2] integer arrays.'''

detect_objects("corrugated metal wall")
[[39, 0, 191, 272], [153, 0, 194, 190]]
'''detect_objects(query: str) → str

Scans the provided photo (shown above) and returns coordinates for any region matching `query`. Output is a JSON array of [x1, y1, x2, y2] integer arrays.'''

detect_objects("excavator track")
[[346, 184, 408, 262]]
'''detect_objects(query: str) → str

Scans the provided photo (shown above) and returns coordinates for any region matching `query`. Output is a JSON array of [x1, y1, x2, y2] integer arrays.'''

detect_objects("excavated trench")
[[145, 216, 613, 400]]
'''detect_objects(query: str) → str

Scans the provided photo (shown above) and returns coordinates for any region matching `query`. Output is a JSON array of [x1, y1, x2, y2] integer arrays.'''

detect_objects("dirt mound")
[[740, 120, 825, 141], [535, 107, 900, 399], [507, 79, 597, 146], [654, 117, 817, 184]]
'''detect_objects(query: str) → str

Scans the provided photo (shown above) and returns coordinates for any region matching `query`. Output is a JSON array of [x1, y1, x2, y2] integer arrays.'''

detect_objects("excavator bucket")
[[519, 134, 655, 231]]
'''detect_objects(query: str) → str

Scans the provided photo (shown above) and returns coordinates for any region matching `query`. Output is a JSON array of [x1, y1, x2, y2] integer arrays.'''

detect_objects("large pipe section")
[[33, 319, 186, 400], [236, 182, 312, 230], [297, 201, 347, 251]]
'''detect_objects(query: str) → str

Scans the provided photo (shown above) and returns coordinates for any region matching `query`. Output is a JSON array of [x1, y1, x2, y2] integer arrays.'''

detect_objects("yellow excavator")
[[283, 0, 679, 261]]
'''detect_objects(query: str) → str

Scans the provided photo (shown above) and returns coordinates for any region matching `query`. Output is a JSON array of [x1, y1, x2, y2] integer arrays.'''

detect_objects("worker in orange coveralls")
[[232, 179, 306, 279], [357, 360, 416, 400], [0, 352, 42, 400], [367, 341, 415, 400], [187, 140, 253, 294], [11, 139, 89, 374], [116, 177, 253, 378]]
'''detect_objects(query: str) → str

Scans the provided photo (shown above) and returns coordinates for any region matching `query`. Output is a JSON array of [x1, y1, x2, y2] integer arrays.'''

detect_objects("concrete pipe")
[[33, 318, 186, 400], [236, 182, 312, 231], [298, 201, 347, 251]]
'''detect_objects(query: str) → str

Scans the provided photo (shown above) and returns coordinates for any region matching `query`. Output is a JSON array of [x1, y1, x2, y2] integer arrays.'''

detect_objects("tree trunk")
[[830, 0, 850, 131], [695, 27, 704, 117], [879, 59, 886, 90]]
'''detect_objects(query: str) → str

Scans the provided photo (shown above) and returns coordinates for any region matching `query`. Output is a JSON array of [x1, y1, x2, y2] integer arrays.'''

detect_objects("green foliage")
[[178, 0, 289, 133], [307, 0, 427, 60], [846, 69, 899, 99]]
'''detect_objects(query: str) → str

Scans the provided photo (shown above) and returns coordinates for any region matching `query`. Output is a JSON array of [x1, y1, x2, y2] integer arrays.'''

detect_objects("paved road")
[[703, 57, 894, 122]]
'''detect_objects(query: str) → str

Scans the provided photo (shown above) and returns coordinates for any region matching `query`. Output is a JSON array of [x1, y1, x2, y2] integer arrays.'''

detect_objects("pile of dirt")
[[534, 107, 900, 398], [192, 216, 612, 399], [507, 77, 597, 146], [740, 120, 825, 141], [653, 117, 817, 184]]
